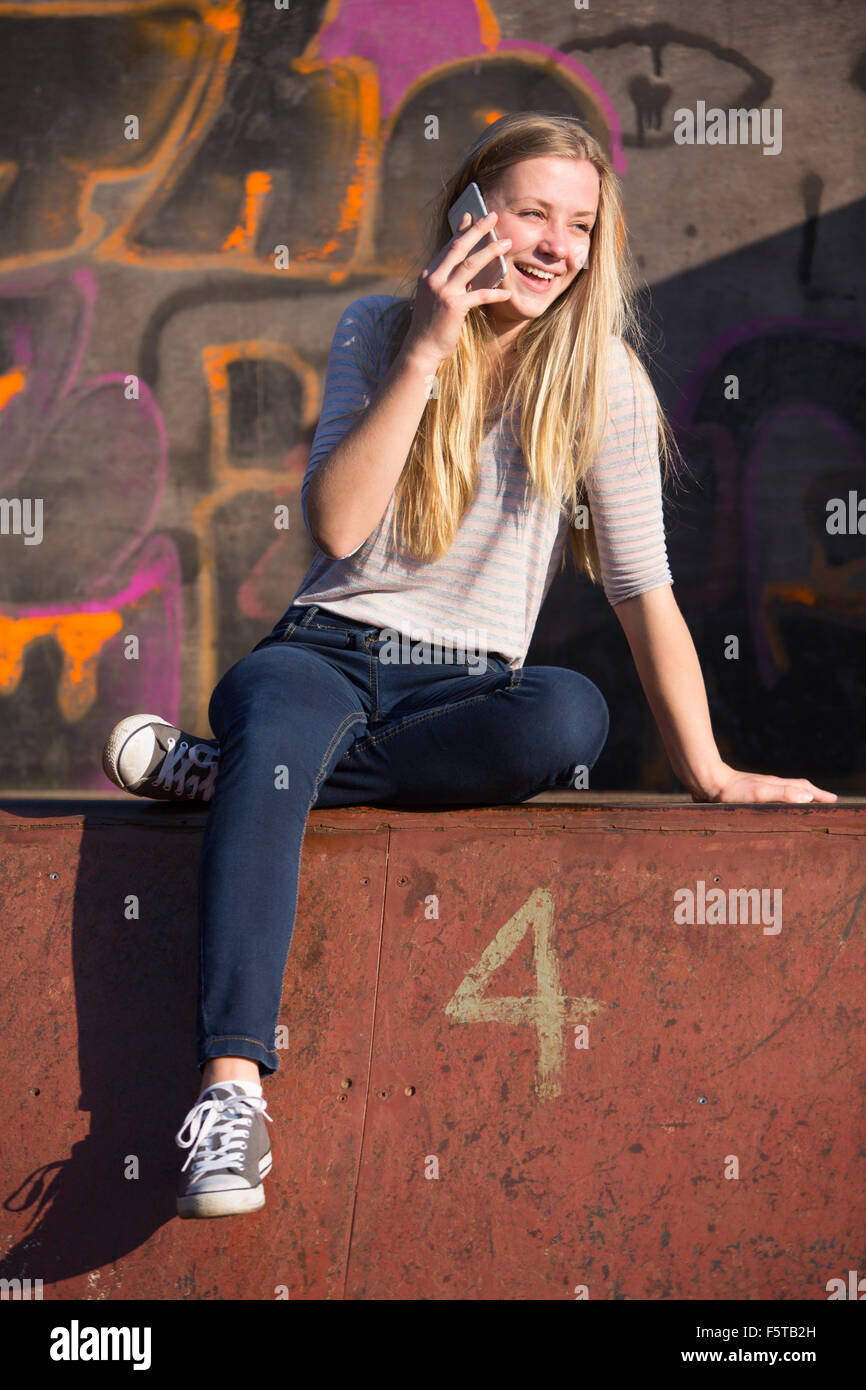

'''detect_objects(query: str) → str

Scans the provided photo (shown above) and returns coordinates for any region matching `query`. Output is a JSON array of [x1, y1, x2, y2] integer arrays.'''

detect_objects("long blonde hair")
[[356, 110, 683, 582]]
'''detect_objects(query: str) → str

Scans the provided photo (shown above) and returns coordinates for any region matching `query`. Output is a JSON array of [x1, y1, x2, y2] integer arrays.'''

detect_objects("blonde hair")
[[357, 109, 683, 582]]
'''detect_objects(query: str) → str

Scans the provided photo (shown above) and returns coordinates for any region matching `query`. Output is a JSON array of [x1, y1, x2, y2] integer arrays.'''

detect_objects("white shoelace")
[[175, 1092, 273, 1176], [154, 737, 219, 800]]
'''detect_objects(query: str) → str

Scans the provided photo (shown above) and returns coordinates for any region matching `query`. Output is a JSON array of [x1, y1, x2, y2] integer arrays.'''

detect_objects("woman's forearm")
[[613, 585, 728, 800], [306, 342, 442, 558]]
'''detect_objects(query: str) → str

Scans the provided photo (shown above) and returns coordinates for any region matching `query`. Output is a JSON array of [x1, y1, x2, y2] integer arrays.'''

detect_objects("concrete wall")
[[0, 0, 863, 791]]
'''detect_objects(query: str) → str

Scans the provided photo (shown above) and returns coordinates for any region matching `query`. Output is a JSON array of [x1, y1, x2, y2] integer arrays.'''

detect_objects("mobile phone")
[[447, 182, 508, 291]]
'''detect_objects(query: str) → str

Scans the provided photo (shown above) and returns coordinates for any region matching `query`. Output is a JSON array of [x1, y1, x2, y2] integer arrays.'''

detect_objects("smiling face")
[[481, 155, 600, 344]]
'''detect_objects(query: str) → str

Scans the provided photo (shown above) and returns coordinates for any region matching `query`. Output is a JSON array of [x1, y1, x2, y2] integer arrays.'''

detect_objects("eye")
[[522, 210, 592, 232]]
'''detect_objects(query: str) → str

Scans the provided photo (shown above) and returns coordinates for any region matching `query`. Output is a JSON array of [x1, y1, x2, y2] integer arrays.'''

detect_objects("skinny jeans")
[[197, 602, 610, 1076]]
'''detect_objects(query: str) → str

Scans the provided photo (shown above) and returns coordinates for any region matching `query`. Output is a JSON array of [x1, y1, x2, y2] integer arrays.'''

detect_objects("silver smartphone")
[[447, 182, 508, 291]]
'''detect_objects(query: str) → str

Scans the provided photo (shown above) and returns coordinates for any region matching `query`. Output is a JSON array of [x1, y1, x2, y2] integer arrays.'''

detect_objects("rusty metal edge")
[[1, 796, 865, 836]]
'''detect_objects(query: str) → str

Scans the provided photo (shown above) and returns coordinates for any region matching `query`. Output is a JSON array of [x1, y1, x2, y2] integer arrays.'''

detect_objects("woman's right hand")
[[402, 210, 513, 369]]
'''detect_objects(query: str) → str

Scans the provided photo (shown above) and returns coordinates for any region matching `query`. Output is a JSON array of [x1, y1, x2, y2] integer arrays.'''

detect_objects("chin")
[[515, 287, 569, 314]]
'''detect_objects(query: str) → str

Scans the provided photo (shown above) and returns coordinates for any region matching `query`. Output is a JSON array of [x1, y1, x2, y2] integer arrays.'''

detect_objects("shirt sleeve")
[[301, 296, 387, 554], [584, 336, 674, 605]]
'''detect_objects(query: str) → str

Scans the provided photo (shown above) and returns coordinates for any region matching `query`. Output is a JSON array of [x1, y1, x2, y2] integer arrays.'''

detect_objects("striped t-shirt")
[[291, 294, 672, 667]]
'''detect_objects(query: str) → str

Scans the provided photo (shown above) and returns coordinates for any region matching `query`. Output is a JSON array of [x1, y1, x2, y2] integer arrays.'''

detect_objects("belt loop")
[[301, 605, 318, 627]]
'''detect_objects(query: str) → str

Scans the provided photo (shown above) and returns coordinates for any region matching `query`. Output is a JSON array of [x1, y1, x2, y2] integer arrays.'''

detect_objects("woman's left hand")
[[694, 764, 838, 804]]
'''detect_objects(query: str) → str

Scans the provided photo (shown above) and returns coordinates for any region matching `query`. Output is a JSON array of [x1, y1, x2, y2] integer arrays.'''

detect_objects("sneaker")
[[102, 714, 220, 801], [175, 1082, 273, 1219]]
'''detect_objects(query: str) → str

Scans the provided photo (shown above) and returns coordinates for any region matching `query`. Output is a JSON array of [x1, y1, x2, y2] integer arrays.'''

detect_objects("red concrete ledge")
[[1, 794, 864, 1300]]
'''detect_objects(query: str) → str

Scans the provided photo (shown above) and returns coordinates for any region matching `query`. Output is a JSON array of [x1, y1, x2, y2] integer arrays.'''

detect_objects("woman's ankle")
[[201, 1056, 262, 1089]]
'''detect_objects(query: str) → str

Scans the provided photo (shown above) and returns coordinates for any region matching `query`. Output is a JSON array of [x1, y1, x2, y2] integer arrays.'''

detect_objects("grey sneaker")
[[102, 714, 220, 801], [175, 1083, 273, 1219]]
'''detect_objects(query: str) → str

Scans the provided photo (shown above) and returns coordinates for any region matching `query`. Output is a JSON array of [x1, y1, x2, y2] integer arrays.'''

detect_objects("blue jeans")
[[197, 603, 610, 1076]]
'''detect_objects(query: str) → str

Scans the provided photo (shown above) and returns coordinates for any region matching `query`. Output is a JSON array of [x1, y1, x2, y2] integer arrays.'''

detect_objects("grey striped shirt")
[[291, 294, 672, 667]]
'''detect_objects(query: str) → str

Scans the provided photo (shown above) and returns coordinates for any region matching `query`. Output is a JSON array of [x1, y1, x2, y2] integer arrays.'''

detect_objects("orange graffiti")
[[192, 338, 319, 726], [223, 171, 273, 253], [0, 612, 123, 722], [0, 368, 26, 411], [475, 0, 502, 51]]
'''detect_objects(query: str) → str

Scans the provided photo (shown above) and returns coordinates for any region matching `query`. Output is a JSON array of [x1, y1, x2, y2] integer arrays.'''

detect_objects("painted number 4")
[[444, 887, 607, 1100]]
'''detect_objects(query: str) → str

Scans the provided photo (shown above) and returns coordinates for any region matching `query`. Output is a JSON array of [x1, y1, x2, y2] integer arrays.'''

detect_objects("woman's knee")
[[207, 649, 291, 740], [575, 671, 610, 762], [521, 666, 610, 773]]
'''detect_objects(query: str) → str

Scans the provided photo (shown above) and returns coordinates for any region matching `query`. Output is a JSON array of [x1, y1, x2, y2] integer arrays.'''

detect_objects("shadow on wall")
[[0, 804, 203, 1291], [533, 195, 866, 792]]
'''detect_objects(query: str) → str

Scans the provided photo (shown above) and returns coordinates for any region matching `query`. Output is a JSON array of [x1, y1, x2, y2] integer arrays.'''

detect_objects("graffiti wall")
[[0, 0, 863, 790]]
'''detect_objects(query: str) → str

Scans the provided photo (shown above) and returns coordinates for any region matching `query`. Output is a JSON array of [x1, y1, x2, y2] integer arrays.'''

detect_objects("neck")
[[484, 347, 519, 419], [488, 342, 520, 387], [489, 323, 524, 359]]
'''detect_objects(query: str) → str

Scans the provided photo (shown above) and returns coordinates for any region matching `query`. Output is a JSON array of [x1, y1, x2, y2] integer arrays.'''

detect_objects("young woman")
[[102, 111, 836, 1219]]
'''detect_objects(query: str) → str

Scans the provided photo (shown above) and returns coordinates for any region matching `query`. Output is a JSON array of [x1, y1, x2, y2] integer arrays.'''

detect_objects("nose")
[[534, 222, 570, 264]]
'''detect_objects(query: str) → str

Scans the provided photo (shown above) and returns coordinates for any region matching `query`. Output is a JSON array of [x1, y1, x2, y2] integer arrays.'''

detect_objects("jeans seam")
[[206, 1034, 274, 1047], [368, 634, 380, 719], [311, 711, 368, 793], [202, 1035, 279, 1067], [347, 662, 524, 756]]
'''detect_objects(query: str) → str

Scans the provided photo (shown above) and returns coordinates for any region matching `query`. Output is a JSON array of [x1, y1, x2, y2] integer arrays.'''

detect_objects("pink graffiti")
[[315, 0, 626, 171]]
